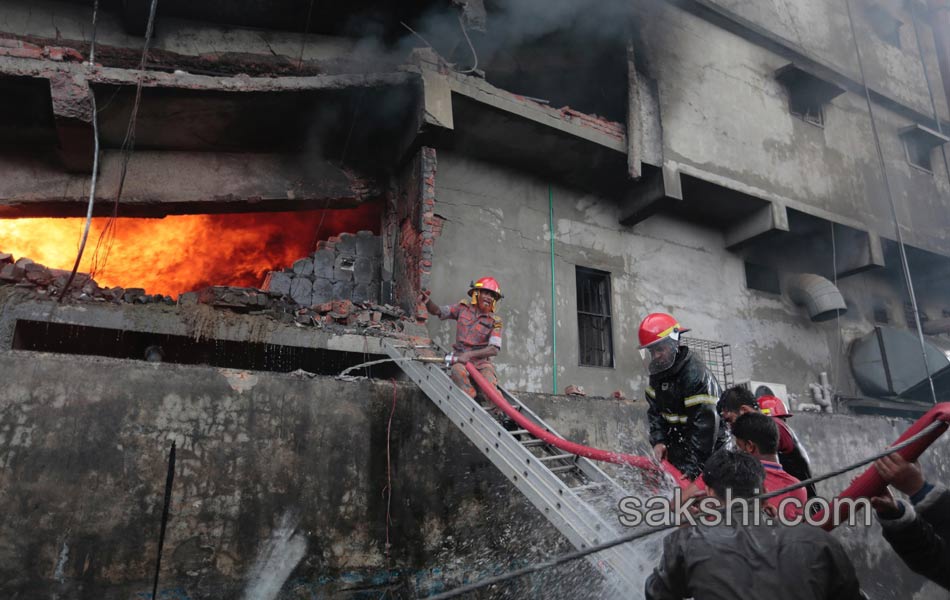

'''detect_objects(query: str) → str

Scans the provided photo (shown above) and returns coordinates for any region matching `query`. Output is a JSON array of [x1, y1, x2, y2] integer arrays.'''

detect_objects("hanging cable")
[[297, 0, 315, 72], [457, 14, 479, 74], [88, 0, 160, 280], [843, 0, 937, 404], [55, 0, 101, 302]]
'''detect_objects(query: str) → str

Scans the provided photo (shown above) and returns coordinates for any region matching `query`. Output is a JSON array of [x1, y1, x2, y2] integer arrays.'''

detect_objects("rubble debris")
[[0, 236, 408, 339], [263, 232, 382, 306], [564, 385, 587, 397]]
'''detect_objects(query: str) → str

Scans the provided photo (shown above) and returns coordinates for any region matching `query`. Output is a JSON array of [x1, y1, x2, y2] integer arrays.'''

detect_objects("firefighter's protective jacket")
[[644, 506, 864, 599], [645, 346, 728, 479], [878, 483, 950, 591]]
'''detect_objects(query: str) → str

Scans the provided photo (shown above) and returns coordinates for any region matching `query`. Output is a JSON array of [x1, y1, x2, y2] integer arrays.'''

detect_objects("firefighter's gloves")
[[445, 352, 473, 366]]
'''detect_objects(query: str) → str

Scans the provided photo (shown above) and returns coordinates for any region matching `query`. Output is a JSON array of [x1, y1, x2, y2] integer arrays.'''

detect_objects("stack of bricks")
[[262, 230, 381, 308]]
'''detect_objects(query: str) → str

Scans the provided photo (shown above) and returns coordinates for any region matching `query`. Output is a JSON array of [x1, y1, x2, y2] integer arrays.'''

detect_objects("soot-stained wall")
[[1, 351, 948, 599]]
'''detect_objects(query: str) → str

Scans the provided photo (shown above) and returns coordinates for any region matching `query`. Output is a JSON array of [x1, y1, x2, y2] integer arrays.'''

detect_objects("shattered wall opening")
[[0, 202, 383, 300]]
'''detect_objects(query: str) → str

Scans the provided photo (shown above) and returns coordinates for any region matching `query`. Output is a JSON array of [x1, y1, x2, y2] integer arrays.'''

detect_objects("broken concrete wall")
[[1, 351, 948, 599], [389, 147, 439, 316]]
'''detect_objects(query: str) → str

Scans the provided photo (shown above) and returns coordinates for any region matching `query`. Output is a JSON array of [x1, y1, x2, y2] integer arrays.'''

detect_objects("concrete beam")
[[48, 71, 96, 173], [0, 55, 415, 95], [626, 42, 643, 180], [0, 151, 378, 217], [835, 227, 886, 278], [724, 202, 789, 249], [618, 164, 682, 226], [411, 50, 627, 154], [421, 69, 455, 130]]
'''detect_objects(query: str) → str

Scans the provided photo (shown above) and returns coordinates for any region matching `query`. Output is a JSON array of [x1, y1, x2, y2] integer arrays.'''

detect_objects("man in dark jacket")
[[645, 449, 864, 600], [871, 453, 950, 590], [719, 385, 817, 501], [639, 313, 729, 480]]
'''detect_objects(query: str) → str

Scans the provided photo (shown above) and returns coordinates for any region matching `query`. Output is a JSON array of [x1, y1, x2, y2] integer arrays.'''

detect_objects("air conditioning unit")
[[736, 380, 789, 404]]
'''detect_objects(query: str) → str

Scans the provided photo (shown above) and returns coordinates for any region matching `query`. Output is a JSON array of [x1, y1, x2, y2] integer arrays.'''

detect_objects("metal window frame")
[[575, 266, 615, 369]]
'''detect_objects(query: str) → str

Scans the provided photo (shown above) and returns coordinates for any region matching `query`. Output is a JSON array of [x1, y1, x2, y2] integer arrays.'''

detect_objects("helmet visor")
[[642, 336, 679, 375]]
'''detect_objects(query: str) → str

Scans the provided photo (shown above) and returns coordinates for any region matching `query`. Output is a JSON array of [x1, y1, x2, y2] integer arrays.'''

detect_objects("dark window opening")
[[576, 267, 614, 368], [901, 124, 949, 173], [789, 93, 824, 127], [905, 135, 934, 171], [866, 5, 902, 49], [873, 305, 890, 324], [745, 262, 781, 294], [775, 64, 844, 129], [12, 320, 402, 378]]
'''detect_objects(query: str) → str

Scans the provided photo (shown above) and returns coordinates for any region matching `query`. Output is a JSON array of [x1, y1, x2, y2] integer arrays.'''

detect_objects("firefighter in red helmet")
[[639, 312, 729, 480], [419, 277, 504, 399]]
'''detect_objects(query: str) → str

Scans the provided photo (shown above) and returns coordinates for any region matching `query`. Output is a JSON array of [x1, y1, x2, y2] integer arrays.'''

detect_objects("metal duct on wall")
[[787, 273, 847, 322]]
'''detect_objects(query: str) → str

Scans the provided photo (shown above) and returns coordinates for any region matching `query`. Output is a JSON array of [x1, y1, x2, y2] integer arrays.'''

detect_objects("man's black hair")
[[719, 385, 758, 413], [732, 411, 779, 455], [701, 449, 765, 499]]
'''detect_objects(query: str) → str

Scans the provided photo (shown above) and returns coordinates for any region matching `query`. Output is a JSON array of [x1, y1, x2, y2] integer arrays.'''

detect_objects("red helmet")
[[759, 395, 791, 418], [469, 277, 503, 298], [638, 312, 690, 349]]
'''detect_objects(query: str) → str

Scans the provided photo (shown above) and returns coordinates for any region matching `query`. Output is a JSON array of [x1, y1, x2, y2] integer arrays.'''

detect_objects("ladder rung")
[[570, 482, 606, 492], [549, 464, 579, 474], [521, 439, 546, 447], [508, 429, 529, 436], [540, 453, 574, 462]]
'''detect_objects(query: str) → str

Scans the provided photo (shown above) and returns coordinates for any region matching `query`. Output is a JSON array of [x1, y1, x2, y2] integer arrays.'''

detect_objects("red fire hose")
[[465, 362, 686, 486], [816, 402, 950, 530]]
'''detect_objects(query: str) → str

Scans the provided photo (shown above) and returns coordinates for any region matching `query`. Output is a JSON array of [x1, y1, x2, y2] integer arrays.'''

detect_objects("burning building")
[[2, 0, 950, 598]]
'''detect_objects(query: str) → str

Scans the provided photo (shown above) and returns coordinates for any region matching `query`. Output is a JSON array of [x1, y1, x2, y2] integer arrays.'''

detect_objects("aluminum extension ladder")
[[383, 340, 647, 596]]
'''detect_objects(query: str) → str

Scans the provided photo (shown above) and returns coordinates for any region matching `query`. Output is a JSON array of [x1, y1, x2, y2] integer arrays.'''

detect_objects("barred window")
[[576, 267, 613, 368]]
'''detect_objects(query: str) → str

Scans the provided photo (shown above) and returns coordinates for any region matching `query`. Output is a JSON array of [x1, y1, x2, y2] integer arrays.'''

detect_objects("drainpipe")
[[549, 185, 558, 394]]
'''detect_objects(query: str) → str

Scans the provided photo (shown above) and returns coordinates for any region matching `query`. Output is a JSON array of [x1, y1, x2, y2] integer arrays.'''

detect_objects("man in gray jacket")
[[645, 449, 864, 600], [871, 453, 950, 591]]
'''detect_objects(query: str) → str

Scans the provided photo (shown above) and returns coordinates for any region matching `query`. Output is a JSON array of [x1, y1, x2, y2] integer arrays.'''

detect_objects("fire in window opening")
[[575, 266, 614, 368], [0, 203, 382, 298]]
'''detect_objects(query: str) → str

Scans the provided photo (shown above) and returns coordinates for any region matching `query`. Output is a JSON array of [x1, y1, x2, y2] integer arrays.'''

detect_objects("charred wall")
[[388, 147, 440, 316], [0, 351, 948, 599]]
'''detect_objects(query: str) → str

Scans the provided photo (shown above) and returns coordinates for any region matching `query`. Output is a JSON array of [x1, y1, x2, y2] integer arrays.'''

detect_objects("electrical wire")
[[457, 14, 478, 74], [89, 0, 160, 280], [297, 0, 316, 72], [56, 0, 100, 302], [381, 380, 398, 561], [843, 0, 937, 405], [423, 420, 946, 600]]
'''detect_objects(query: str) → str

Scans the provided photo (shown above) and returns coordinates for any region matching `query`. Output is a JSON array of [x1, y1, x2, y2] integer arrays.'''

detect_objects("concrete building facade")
[[3, 0, 950, 598]]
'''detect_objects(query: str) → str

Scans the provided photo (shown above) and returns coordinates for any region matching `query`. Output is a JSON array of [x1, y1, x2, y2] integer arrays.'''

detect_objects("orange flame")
[[0, 205, 380, 297]]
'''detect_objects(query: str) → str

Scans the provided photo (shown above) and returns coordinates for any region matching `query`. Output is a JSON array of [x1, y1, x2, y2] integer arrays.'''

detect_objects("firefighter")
[[645, 449, 864, 600], [719, 386, 817, 501], [418, 277, 504, 399], [639, 312, 729, 480]]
